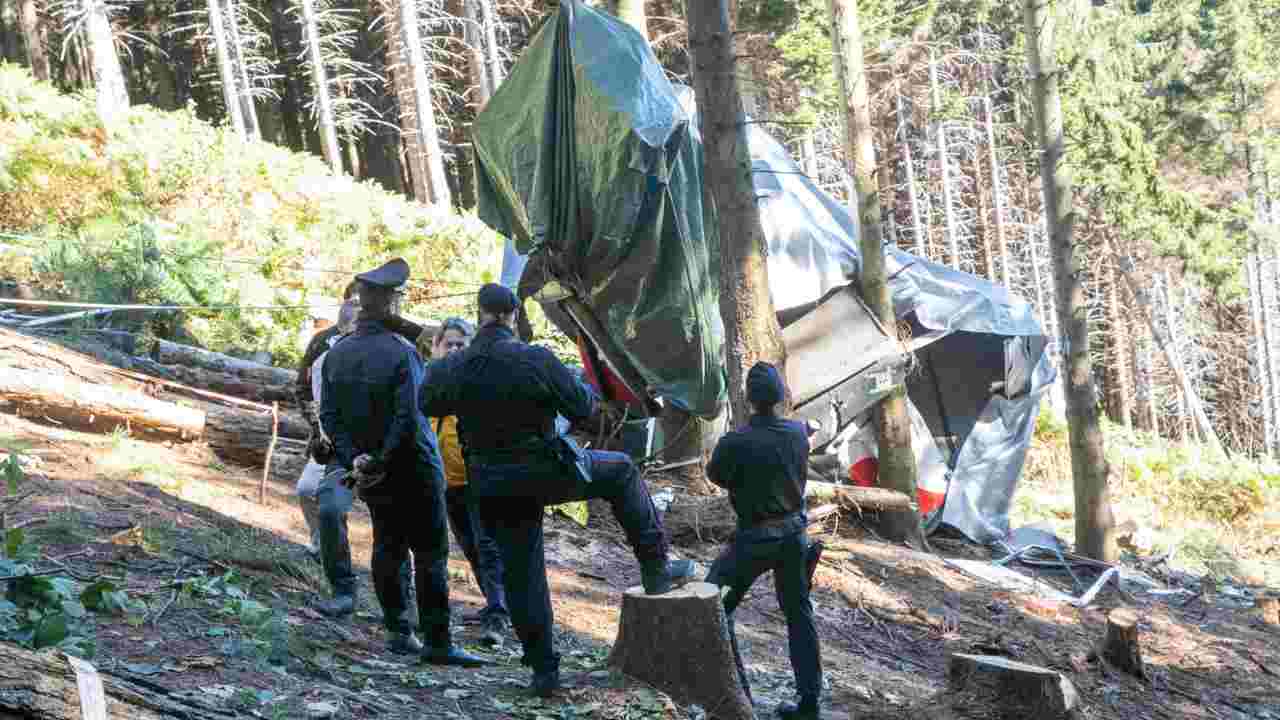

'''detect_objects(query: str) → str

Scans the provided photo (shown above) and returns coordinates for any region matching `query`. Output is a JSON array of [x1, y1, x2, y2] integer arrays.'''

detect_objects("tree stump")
[[947, 653, 1081, 719], [1102, 608, 1144, 677], [608, 582, 753, 720]]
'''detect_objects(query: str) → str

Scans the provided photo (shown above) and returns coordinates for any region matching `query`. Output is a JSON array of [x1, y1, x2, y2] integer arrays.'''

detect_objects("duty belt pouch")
[[554, 435, 591, 486]]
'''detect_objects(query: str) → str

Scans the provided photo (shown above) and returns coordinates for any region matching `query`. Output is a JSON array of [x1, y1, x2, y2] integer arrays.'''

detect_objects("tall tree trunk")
[[463, 0, 492, 107], [383, 0, 428, 201], [399, 0, 451, 206], [929, 50, 959, 269], [18, 0, 51, 81], [268, 0, 304, 150], [207, 0, 245, 136], [84, 0, 128, 125], [829, 0, 922, 546], [973, 131, 993, 281], [985, 96, 1010, 287], [1025, 0, 1114, 562], [1133, 326, 1155, 432], [226, 0, 260, 138], [479, 0, 502, 91], [687, 0, 787, 427], [1246, 252, 1271, 455], [896, 93, 927, 258], [1261, 255, 1280, 456], [299, 0, 341, 173], [1106, 257, 1131, 429], [609, 0, 647, 39]]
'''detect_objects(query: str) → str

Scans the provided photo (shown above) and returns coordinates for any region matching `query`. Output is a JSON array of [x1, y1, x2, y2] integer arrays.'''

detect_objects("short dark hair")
[[342, 280, 359, 301]]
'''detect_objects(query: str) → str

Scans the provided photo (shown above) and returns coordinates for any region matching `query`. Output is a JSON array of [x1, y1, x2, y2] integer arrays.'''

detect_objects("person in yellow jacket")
[[418, 317, 509, 647]]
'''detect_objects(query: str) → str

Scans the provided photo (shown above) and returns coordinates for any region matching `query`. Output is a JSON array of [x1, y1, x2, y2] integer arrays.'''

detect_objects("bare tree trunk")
[[1133, 327, 1155, 431], [226, 0, 260, 138], [84, 0, 128, 125], [829, 0, 922, 546], [1246, 253, 1270, 455], [1025, 0, 1114, 562], [208, 0, 245, 136], [480, 0, 502, 90], [609, 0, 647, 39], [1103, 256, 1132, 429], [299, 0, 341, 173], [985, 96, 1010, 287], [929, 50, 959, 269], [1262, 255, 1280, 456], [973, 131, 994, 281], [463, 0, 492, 107], [896, 93, 926, 258], [687, 0, 787, 427], [18, 0, 51, 81], [801, 129, 818, 178], [381, 0, 428, 201], [399, 0, 452, 206]]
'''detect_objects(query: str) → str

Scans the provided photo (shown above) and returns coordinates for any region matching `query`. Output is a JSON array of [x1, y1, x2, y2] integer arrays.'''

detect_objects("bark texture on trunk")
[[947, 654, 1081, 719], [207, 0, 245, 136], [0, 366, 205, 439], [19, 0, 51, 81], [1106, 259, 1132, 429], [828, 0, 921, 546], [225, 0, 259, 138], [300, 0, 341, 173], [687, 0, 787, 427], [1026, 0, 1114, 563], [152, 339, 296, 387], [929, 50, 959, 269], [381, 0, 428, 202], [399, 0, 451, 206], [608, 583, 753, 720], [1101, 608, 1144, 678], [84, 0, 128, 125], [0, 644, 238, 719]]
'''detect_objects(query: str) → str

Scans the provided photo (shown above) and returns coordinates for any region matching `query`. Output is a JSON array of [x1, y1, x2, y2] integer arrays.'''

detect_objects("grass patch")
[[95, 433, 184, 492], [185, 524, 325, 593]]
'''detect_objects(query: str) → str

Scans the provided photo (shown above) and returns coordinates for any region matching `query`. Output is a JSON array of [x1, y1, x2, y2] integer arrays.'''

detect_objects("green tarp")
[[472, 1, 726, 418]]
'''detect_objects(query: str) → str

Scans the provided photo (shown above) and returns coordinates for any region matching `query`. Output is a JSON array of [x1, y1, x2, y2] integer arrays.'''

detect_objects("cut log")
[[947, 653, 1081, 719], [1101, 608, 1144, 677], [608, 582, 753, 720], [664, 483, 915, 544], [0, 366, 205, 439], [1258, 597, 1278, 627], [0, 646, 236, 719], [153, 339, 296, 387], [131, 357, 295, 407]]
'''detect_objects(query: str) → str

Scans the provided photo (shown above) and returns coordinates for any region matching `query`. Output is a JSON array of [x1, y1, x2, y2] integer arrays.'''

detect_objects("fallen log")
[[664, 483, 914, 544], [204, 406, 308, 467], [0, 366, 205, 439], [0, 646, 236, 719], [608, 582, 753, 720], [153, 339, 296, 387], [947, 653, 1081, 719], [1101, 608, 1144, 677], [131, 357, 295, 406]]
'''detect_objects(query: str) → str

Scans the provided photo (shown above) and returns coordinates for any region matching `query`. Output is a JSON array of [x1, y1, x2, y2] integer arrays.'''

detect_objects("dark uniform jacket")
[[419, 324, 595, 484], [707, 415, 809, 530], [319, 318, 443, 490], [296, 315, 424, 407]]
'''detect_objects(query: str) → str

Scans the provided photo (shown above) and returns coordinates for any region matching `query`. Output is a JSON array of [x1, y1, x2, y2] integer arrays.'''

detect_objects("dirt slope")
[[1, 408, 1277, 720]]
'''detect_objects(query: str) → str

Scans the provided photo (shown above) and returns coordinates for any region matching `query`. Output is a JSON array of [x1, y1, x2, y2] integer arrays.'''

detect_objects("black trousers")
[[445, 486, 508, 619], [473, 449, 668, 673], [364, 477, 452, 646], [706, 513, 823, 702]]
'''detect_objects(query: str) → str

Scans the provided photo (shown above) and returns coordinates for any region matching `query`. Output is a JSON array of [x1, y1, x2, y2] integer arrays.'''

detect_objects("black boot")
[[530, 668, 560, 698], [318, 594, 355, 618], [641, 559, 696, 595], [420, 645, 493, 667], [386, 631, 424, 655], [777, 695, 819, 720]]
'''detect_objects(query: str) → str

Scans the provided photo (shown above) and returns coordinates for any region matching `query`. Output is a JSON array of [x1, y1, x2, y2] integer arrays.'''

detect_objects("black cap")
[[477, 283, 518, 314], [746, 361, 785, 407], [355, 258, 410, 289]]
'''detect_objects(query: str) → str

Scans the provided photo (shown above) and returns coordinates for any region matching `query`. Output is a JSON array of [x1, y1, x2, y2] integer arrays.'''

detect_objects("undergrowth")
[[1018, 405, 1280, 583]]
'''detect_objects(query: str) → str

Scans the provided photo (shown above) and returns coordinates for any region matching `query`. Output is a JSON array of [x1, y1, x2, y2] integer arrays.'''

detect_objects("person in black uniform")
[[419, 283, 695, 697], [706, 362, 823, 720], [319, 258, 488, 666], [297, 279, 417, 619]]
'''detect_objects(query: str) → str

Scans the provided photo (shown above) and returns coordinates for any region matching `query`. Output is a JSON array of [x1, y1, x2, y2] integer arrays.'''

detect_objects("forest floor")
[[2, 408, 1279, 720]]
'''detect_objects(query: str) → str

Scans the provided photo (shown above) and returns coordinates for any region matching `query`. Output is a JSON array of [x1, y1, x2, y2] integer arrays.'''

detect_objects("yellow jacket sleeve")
[[436, 415, 467, 488]]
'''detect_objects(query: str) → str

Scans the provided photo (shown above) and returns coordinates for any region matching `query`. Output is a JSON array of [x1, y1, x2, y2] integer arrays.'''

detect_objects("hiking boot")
[[317, 594, 355, 618], [421, 645, 493, 668], [387, 631, 424, 655], [530, 669, 560, 698], [777, 696, 819, 720], [479, 614, 507, 647], [641, 559, 696, 595]]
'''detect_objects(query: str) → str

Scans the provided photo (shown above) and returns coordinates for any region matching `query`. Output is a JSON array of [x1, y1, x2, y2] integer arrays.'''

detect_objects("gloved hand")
[[308, 433, 334, 465], [345, 453, 387, 493]]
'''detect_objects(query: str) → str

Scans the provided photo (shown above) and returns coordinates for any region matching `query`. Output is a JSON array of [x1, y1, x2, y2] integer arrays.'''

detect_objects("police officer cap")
[[477, 283, 518, 314], [355, 258, 410, 289]]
